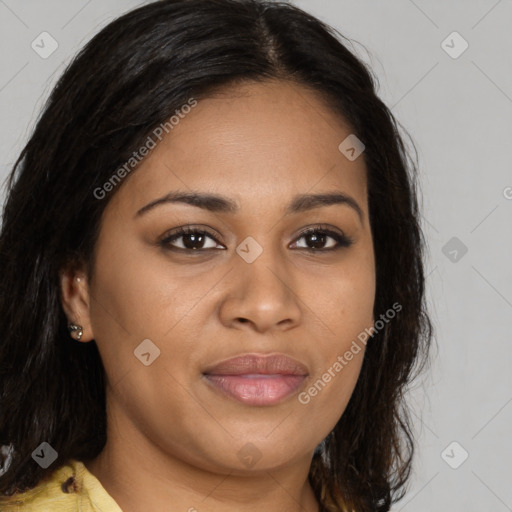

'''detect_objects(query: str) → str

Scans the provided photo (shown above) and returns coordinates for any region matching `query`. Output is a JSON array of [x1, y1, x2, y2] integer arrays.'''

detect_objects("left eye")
[[291, 227, 354, 252]]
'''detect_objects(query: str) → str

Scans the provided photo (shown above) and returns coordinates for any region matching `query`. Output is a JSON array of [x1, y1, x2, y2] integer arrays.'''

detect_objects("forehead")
[[107, 80, 368, 219]]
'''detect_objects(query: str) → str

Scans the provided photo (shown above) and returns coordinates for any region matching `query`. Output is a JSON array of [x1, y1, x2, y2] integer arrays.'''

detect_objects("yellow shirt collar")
[[0, 458, 123, 511]]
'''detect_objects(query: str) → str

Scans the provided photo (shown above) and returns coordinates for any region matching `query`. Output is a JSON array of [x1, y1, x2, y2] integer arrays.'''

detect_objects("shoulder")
[[0, 459, 121, 511], [0, 459, 79, 511]]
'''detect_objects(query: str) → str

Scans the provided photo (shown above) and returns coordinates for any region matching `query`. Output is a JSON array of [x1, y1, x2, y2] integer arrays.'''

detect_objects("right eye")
[[159, 226, 225, 252]]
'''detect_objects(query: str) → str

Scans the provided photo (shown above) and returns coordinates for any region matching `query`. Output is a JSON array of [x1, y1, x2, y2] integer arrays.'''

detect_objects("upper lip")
[[203, 353, 309, 376]]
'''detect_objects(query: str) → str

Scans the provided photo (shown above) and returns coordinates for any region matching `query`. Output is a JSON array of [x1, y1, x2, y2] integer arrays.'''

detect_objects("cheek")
[[90, 235, 197, 337], [310, 243, 376, 344], [297, 248, 375, 424], [87, 237, 174, 378], [87, 234, 223, 390], [297, 307, 369, 439]]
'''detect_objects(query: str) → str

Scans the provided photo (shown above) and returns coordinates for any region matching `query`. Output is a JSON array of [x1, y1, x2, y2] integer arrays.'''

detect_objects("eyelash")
[[159, 224, 354, 254]]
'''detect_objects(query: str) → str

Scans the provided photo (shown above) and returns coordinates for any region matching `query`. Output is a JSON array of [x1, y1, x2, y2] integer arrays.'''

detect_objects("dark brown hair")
[[0, 1, 432, 510]]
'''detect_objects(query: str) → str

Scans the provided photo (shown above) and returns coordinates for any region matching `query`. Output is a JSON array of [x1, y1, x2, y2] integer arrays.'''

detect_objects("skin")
[[60, 79, 376, 512]]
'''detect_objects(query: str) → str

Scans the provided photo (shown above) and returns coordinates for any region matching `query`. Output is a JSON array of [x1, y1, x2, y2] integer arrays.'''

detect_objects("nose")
[[218, 240, 302, 334]]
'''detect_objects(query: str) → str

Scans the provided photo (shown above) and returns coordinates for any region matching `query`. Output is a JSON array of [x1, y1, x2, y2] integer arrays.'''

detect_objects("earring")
[[68, 323, 83, 341]]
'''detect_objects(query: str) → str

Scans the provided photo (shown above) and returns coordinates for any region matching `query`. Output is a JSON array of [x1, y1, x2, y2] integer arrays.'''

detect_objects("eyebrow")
[[135, 190, 364, 223]]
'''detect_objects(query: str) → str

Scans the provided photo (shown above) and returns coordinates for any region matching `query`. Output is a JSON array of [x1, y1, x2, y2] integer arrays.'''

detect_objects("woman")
[[0, 0, 432, 510]]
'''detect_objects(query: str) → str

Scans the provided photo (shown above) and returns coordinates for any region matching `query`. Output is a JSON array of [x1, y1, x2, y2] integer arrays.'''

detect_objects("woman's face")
[[63, 79, 375, 474]]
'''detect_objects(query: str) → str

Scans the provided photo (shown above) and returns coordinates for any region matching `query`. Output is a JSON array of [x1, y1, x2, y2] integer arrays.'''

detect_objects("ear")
[[59, 265, 95, 343]]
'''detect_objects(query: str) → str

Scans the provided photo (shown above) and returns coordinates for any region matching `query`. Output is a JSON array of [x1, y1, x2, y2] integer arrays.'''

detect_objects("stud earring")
[[68, 323, 83, 341]]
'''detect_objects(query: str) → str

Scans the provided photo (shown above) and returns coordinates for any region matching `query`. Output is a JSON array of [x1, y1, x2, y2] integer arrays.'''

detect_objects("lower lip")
[[203, 374, 306, 406]]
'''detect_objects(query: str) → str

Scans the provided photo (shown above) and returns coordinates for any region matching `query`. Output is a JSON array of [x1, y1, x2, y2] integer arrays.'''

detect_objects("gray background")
[[1, 0, 511, 510]]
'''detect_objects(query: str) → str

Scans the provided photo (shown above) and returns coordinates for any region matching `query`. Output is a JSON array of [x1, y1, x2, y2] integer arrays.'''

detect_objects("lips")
[[202, 353, 308, 406], [203, 353, 309, 376]]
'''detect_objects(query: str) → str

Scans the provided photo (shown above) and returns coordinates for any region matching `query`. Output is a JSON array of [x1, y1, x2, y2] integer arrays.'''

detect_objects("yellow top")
[[0, 459, 123, 511]]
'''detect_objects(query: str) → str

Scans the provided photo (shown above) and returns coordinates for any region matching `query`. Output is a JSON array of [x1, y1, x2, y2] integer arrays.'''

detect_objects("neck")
[[83, 412, 320, 512]]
